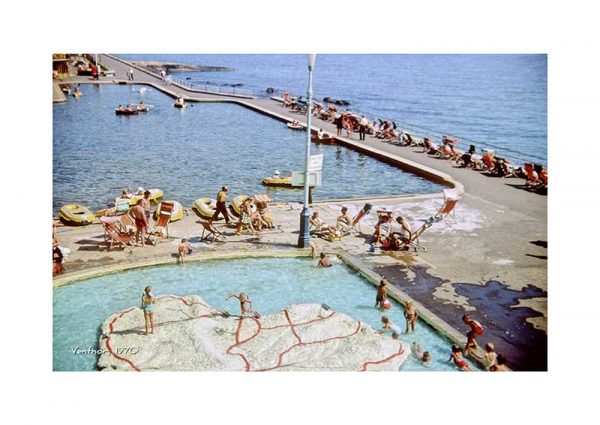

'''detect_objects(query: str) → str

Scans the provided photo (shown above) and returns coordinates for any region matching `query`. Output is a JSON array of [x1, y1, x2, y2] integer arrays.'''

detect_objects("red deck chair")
[[101, 216, 133, 252], [523, 163, 541, 186], [396, 193, 461, 252], [153, 201, 175, 238]]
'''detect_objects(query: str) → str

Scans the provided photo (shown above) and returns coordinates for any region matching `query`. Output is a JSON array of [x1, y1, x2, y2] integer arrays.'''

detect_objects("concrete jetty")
[[54, 54, 547, 370]]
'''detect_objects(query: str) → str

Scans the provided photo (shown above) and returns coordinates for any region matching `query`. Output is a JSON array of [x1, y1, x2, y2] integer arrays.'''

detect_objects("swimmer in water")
[[411, 342, 431, 367], [378, 316, 402, 339]]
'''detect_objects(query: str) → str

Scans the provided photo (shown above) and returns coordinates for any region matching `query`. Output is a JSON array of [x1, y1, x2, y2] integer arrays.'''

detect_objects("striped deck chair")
[[434, 189, 461, 221], [153, 201, 174, 238], [397, 193, 461, 252], [199, 220, 226, 243], [100, 216, 134, 252]]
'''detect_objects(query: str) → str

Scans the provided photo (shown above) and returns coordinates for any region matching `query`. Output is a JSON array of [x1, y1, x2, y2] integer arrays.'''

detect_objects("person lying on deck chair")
[[310, 211, 336, 234]]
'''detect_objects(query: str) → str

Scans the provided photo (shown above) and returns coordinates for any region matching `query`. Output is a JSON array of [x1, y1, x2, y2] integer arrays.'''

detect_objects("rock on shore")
[[97, 295, 409, 371], [132, 61, 233, 73]]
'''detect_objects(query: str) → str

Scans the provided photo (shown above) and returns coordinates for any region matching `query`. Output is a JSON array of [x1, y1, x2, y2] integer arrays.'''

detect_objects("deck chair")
[[152, 201, 174, 238], [422, 138, 442, 156], [199, 220, 226, 243], [101, 216, 133, 252], [434, 189, 461, 221]]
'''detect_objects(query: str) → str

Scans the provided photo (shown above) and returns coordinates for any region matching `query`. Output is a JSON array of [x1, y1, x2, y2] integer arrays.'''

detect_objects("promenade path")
[[56, 54, 548, 370]]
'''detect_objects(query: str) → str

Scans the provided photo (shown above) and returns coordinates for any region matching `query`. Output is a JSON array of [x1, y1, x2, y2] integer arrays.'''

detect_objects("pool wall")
[[53, 249, 484, 369]]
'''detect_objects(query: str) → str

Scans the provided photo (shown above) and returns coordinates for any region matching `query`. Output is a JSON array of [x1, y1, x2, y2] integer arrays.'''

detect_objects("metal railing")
[[168, 76, 256, 97]]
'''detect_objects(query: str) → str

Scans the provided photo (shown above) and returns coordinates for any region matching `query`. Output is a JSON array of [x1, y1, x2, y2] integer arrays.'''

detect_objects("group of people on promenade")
[[374, 278, 509, 371], [281, 92, 548, 189], [210, 186, 275, 236]]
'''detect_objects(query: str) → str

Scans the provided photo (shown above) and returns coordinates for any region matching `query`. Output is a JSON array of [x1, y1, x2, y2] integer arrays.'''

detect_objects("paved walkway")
[[55, 54, 548, 370]]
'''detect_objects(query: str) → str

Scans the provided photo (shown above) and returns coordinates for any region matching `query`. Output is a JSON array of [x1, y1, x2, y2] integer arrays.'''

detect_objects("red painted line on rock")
[[284, 310, 302, 343], [226, 316, 262, 371], [106, 307, 140, 371], [360, 343, 406, 371]]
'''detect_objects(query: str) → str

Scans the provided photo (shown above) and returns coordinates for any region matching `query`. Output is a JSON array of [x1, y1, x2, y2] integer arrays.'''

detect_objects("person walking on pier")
[[359, 115, 368, 141], [212, 186, 231, 224], [127, 68, 134, 81]]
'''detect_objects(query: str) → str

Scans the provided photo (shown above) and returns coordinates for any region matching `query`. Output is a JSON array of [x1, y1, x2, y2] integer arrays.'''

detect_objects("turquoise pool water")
[[53, 257, 476, 371], [53, 84, 443, 213]]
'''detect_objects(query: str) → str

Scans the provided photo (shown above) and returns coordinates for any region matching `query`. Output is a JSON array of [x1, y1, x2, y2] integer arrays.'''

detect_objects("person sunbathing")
[[373, 215, 393, 246], [336, 207, 353, 233], [310, 211, 335, 234]]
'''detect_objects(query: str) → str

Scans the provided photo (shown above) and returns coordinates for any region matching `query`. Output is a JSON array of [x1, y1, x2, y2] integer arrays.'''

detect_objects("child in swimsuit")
[[469, 342, 498, 370], [378, 316, 402, 339], [412, 342, 431, 367], [462, 314, 484, 353], [449, 344, 472, 371], [375, 279, 389, 308], [226, 293, 260, 318], [141, 286, 155, 335], [404, 301, 418, 333], [178, 238, 192, 264]]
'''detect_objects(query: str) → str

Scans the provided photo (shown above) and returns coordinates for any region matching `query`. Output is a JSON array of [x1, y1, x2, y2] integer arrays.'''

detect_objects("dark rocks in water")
[[185, 77, 191, 80], [266, 87, 275, 94], [324, 96, 350, 106], [231, 83, 243, 87]]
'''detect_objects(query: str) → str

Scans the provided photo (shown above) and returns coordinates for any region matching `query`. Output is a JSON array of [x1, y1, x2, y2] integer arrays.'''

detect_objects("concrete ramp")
[[53, 83, 66, 103]]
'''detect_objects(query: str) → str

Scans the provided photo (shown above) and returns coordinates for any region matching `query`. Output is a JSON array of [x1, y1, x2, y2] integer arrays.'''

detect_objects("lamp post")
[[298, 54, 316, 248]]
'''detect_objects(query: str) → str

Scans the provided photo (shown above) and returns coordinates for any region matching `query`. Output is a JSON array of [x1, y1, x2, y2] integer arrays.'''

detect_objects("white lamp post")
[[298, 54, 316, 248]]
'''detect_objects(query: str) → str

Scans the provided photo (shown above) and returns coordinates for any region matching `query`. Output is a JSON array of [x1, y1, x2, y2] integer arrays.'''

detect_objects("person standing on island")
[[462, 314, 484, 353], [317, 252, 332, 268], [226, 293, 261, 318], [375, 279, 389, 308], [132, 199, 148, 247], [212, 186, 230, 224], [141, 286, 155, 335], [128, 68, 134, 81]]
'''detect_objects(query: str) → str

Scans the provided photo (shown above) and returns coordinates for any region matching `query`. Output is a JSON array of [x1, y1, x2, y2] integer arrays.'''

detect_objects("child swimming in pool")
[[411, 342, 431, 367], [226, 293, 261, 318], [449, 344, 472, 371], [141, 286, 155, 335], [378, 316, 402, 339]]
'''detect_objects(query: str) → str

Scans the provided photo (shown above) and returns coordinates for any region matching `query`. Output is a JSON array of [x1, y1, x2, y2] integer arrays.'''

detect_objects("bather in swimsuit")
[[143, 303, 154, 314]]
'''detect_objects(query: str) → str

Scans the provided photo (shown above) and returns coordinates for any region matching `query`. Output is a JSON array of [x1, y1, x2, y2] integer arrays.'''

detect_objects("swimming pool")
[[53, 257, 476, 371], [53, 85, 443, 213]]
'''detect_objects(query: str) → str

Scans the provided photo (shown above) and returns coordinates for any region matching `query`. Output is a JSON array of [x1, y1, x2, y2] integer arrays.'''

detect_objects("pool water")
[[53, 84, 443, 213], [53, 257, 476, 371]]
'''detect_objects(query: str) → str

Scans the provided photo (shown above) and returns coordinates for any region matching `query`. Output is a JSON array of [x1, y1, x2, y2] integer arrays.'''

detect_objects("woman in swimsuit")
[[404, 301, 419, 333], [449, 344, 472, 371], [141, 286, 155, 335], [235, 199, 257, 236]]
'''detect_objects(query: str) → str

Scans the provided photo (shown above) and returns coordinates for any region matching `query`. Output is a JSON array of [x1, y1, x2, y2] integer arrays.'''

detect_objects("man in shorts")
[[132, 199, 148, 247]]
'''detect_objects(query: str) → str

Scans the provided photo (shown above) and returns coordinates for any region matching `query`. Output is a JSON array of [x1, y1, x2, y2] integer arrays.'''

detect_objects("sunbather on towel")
[[310, 211, 335, 234], [388, 216, 413, 249]]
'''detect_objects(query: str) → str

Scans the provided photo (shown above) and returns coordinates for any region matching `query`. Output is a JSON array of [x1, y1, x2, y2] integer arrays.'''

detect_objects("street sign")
[[309, 154, 324, 172], [292, 171, 322, 187]]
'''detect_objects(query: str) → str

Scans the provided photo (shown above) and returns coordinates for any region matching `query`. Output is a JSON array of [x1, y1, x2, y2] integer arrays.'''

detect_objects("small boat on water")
[[153, 200, 184, 222], [262, 176, 295, 188], [287, 122, 303, 130], [311, 133, 336, 144], [114, 188, 163, 206], [192, 197, 221, 220], [115, 108, 139, 115], [173, 98, 186, 108], [59, 204, 96, 226]]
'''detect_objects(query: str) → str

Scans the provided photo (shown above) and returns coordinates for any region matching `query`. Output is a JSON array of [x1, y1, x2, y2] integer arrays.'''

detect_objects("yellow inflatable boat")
[[229, 195, 250, 217], [153, 200, 184, 223], [59, 204, 96, 226], [262, 176, 295, 188], [192, 198, 221, 220], [115, 188, 163, 206]]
